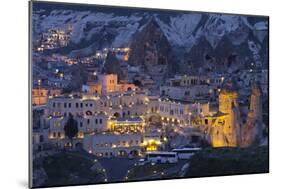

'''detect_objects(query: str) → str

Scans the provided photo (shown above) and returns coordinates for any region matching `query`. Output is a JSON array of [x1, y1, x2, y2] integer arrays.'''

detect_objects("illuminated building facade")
[[98, 74, 119, 94], [36, 26, 72, 52], [32, 88, 48, 106], [109, 117, 145, 133], [84, 133, 142, 157], [98, 74, 138, 94], [82, 82, 102, 95], [142, 132, 163, 151], [158, 98, 210, 126]]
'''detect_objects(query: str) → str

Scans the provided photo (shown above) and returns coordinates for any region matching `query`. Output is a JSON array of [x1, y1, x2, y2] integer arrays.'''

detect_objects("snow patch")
[[156, 13, 202, 49]]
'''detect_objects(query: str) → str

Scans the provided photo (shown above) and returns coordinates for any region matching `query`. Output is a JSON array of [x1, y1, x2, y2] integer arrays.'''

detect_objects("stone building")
[[32, 88, 48, 106]]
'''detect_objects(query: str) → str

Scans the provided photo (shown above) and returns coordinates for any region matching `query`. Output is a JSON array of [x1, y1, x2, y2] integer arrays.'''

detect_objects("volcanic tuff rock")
[[33, 3, 268, 71]]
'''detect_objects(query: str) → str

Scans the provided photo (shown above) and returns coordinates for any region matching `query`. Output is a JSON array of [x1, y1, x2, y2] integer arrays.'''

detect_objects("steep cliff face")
[[241, 84, 264, 146], [129, 18, 171, 66], [184, 18, 267, 74], [128, 18, 177, 82], [103, 51, 125, 80]]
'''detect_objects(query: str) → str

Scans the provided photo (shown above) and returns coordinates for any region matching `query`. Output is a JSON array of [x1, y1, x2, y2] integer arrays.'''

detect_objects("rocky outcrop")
[[103, 51, 125, 80], [241, 83, 263, 146], [128, 18, 176, 83]]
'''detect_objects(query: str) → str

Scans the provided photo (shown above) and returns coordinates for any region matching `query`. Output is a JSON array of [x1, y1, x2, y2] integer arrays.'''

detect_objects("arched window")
[[113, 112, 120, 117], [86, 111, 92, 116]]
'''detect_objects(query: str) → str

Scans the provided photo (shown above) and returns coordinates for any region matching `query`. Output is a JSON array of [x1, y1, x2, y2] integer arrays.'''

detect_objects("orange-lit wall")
[[32, 88, 48, 105], [118, 83, 138, 92], [99, 74, 118, 94], [88, 82, 102, 95]]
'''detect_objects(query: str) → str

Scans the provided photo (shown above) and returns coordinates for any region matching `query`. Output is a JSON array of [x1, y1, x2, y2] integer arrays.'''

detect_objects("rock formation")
[[241, 83, 263, 146], [210, 80, 241, 147]]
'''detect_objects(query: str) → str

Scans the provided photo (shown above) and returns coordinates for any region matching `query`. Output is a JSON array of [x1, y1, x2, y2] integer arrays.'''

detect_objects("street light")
[[38, 79, 41, 105]]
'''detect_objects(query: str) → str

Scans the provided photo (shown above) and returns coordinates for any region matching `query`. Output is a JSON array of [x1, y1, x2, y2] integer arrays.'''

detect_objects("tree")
[[64, 113, 78, 148]]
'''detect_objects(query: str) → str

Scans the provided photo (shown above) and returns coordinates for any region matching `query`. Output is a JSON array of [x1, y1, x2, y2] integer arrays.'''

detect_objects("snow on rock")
[[34, 9, 143, 45], [156, 13, 202, 49], [33, 8, 268, 58], [254, 21, 268, 30], [253, 21, 268, 43], [201, 15, 251, 49], [112, 22, 140, 47], [248, 40, 261, 54]]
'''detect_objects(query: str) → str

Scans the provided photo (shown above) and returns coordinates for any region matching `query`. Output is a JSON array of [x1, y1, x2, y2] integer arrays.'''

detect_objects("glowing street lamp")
[[38, 79, 41, 105]]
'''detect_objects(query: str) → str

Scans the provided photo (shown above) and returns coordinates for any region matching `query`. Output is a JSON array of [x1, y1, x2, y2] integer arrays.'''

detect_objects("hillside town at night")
[[31, 2, 269, 187]]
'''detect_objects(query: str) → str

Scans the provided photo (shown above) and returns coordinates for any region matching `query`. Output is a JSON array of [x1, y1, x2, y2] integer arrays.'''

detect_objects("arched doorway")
[[118, 150, 127, 157], [148, 114, 161, 125], [113, 112, 120, 117], [130, 150, 139, 157]]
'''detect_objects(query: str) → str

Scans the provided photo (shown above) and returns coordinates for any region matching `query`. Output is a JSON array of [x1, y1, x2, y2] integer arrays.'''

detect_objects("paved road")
[[127, 160, 187, 181], [97, 157, 139, 182]]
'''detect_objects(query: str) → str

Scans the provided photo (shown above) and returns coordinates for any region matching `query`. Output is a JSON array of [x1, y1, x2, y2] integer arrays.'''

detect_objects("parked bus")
[[172, 147, 201, 159], [140, 151, 178, 164]]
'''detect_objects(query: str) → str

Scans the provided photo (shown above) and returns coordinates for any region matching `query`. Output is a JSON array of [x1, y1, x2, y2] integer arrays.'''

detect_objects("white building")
[[83, 133, 142, 157], [160, 85, 217, 101], [158, 98, 210, 126]]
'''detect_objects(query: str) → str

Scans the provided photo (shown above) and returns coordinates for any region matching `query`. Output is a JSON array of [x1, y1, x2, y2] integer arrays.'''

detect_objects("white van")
[[172, 147, 201, 159], [144, 151, 178, 164]]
